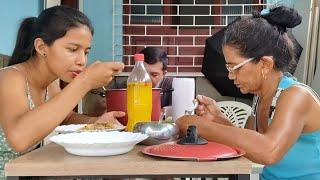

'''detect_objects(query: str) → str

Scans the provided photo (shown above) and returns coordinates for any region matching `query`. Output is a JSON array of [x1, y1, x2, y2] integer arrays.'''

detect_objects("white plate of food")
[[50, 131, 148, 156], [54, 123, 126, 134]]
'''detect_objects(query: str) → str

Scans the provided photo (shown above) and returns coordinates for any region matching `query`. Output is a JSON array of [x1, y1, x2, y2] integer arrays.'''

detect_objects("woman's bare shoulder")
[[0, 67, 29, 120], [0, 67, 26, 89], [280, 85, 317, 103], [276, 85, 317, 116]]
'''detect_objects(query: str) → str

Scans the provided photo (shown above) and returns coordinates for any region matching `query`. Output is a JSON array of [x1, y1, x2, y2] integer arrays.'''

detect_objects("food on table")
[[79, 123, 122, 131]]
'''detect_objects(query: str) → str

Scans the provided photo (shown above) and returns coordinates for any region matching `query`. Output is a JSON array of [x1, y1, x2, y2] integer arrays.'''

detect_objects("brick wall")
[[122, 0, 267, 73]]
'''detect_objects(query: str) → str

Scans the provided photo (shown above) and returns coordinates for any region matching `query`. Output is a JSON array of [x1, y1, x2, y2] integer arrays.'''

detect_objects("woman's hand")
[[195, 95, 221, 118], [195, 95, 233, 126], [80, 61, 124, 90], [95, 111, 125, 126], [176, 115, 200, 135], [176, 115, 213, 136]]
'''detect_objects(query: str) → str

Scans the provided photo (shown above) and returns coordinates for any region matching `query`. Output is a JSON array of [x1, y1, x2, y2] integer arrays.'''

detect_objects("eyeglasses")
[[225, 57, 255, 73]]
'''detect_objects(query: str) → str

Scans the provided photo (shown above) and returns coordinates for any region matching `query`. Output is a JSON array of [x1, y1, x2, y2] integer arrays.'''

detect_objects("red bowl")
[[106, 88, 161, 126]]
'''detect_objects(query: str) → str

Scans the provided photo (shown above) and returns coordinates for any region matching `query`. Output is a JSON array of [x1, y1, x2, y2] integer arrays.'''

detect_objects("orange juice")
[[126, 82, 152, 131]]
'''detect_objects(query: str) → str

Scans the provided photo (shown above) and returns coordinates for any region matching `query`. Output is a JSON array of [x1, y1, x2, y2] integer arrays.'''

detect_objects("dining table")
[[5, 143, 263, 180]]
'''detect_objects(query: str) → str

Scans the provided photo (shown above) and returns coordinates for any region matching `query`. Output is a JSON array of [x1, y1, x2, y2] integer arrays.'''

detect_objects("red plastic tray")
[[142, 141, 245, 161]]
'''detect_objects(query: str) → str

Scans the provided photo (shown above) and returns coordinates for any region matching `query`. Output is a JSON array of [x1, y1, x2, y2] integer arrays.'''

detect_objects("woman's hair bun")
[[262, 6, 302, 29]]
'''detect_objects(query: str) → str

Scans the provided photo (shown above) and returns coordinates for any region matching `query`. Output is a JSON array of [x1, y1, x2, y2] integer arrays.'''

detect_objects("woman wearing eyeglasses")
[[176, 6, 320, 180]]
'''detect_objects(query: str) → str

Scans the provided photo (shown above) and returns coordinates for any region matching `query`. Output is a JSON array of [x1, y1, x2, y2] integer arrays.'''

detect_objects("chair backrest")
[[0, 54, 10, 68], [216, 101, 251, 128]]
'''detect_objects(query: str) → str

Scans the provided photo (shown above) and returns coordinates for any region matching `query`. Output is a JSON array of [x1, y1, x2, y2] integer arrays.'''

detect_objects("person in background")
[[90, 47, 173, 119], [0, 6, 124, 178], [112, 47, 173, 108], [140, 47, 173, 108], [176, 6, 320, 180]]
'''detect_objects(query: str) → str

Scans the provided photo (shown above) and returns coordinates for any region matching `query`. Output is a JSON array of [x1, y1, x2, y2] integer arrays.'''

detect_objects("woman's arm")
[[48, 80, 98, 125], [177, 87, 316, 165], [245, 116, 254, 130], [63, 111, 97, 124], [50, 81, 124, 126], [0, 62, 123, 152], [0, 70, 91, 152]]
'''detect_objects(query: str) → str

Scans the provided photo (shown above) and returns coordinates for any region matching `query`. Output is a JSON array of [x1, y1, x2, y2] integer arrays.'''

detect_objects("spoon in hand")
[[184, 99, 199, 115]]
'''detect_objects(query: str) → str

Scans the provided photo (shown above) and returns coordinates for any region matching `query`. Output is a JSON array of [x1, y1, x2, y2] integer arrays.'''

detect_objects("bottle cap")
[[134, 53, 144, 61]]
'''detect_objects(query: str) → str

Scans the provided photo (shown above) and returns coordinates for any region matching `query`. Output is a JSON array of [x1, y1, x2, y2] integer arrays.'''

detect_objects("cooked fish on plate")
[[55, 123, 125, 134]]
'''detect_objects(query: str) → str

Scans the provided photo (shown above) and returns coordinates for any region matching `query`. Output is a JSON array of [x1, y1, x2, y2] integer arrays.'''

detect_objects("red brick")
[[177, 36, 194, 45], [195, 36, 209, 45], [211, 6, 222, 15], [127, 46, 173, 55], [182, 57, 194, 65], [161, 37, 171, 45], [253, 0, 262, 3], [179, 47, 205, 55], [123, 4, 130, 13], [123, 66, 134, 72], [167, 66, 178, 72], [244, 5, 264, 14], [123, 56, 130, 66], [163, 0, 173, 4], [123, 46, 134, 56], [163, 16, 174, 25], [163, 5, 176, 14], [131, 36, 162, 45], [162, 35, 193, 45], [124, 46, 146, 57], [163, 46, 177, 56], [168, 57, 193, 65], [147, 26, 177, 35], [196, 16, 224, 26], [169, 46, 178, 56], [179, 28, 210, 35], [129, 56, 136, 65], [124, 26, 145, 35], [211, 27, 223, 35], [123, 36, 129, 45], [178, 67, 202, 72], [163, 36, 193, 45], [123, 0, 129, 4], [126, 46, 174, 56], [168, 57, 176, 65], [194, 56, 204, 65], [134, 46, 145, 54], [123, 15, 129, 24], [123, 46, 146, 59]]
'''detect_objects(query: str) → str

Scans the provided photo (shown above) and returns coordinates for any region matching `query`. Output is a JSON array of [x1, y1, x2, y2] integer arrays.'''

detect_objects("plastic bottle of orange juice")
[[126, 53, 152, 131]]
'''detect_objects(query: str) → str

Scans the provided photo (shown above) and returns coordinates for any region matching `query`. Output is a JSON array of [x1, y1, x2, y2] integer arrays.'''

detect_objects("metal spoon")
[[184, 99, 199, 115], [158, 111, 165, 124]]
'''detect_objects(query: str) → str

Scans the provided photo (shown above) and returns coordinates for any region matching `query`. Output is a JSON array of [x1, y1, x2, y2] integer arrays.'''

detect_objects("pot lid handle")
[[177, 125, 208, 145]]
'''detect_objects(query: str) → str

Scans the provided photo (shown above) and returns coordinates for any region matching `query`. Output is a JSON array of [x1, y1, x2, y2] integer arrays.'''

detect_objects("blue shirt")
[[260, 73, 320, 180]]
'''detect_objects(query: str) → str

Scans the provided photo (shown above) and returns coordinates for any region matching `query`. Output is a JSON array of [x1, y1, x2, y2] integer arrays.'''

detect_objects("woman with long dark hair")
[[0, 6, 124, 177]]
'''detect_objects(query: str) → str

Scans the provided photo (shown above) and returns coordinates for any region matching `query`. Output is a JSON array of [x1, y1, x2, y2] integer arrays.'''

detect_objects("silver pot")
[[133, 122, 179, 145]]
